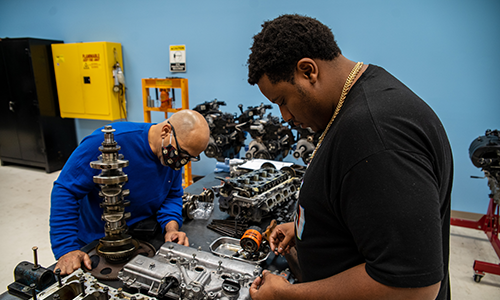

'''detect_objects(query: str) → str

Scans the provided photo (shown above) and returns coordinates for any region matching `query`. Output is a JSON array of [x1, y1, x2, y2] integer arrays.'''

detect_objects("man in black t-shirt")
[[247, 14, 452, 300]]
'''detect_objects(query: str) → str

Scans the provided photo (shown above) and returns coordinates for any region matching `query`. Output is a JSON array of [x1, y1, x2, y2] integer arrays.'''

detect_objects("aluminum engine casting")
[[183, 188, 215, 220], [25, 269, 150, 300], [119, 241, 261, 300]]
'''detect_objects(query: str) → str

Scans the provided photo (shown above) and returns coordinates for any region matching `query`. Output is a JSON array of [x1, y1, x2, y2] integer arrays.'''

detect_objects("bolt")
[[30, 283, 37, 300], [103, 287, 109, 300], [32, 246, 39, 269], [217, 261, 223, 274], [79, 277, 86, 296], [55, 268, 62, 287]]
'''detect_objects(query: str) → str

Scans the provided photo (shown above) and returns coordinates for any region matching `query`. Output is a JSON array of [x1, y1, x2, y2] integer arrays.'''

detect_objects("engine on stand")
[[461, 129, 500, 282], [291, 125, 321, 164], [194, 100, 319, 164], [236, 103, 294, 161], [193, 99, 246, 162]]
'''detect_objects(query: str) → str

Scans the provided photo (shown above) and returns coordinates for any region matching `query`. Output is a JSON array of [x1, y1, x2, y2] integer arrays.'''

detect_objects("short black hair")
[[247, 14, 342, 85]]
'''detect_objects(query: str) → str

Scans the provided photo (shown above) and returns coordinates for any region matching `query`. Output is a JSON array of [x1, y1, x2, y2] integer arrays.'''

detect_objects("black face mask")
[[161, 121, 200, 171], [161, 134, 189, 171]]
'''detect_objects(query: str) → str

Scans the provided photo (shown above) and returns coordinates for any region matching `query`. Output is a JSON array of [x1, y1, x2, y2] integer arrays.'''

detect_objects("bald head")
[[164, 110, 210, 156]]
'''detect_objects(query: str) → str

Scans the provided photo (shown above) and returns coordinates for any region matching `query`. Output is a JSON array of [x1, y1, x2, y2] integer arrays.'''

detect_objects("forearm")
[[164, 220, 180, 233], [281, 264, 440, 300], [50, 184, 83, 259], [157, 190, 183, 231]]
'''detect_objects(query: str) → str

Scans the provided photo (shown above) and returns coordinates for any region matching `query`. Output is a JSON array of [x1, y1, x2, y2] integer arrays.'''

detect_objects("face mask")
[[161, 133, 189, 171]]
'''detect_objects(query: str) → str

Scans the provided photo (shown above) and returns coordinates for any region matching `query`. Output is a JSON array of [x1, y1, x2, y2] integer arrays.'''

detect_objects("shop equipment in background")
[[142, 77, 192, 188], [0, 37, 77, 172], [52, 41, 127, 121], [451, 129, 500, 282]]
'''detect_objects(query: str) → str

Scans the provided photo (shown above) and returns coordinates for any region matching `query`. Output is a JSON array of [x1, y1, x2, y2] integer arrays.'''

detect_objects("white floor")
[[0, 163, 499, 299]]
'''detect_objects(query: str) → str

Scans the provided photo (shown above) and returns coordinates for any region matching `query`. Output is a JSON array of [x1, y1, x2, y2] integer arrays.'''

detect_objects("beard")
[[294, 84, 318, 131]]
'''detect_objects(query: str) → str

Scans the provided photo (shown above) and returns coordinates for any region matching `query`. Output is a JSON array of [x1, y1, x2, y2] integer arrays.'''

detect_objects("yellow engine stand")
[[142, 78, 192, 188]]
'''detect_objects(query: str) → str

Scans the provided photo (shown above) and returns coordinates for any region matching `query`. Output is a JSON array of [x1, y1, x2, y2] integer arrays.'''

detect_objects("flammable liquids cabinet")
[[142, 77, 193, 188], [51, 41, 127, 121]]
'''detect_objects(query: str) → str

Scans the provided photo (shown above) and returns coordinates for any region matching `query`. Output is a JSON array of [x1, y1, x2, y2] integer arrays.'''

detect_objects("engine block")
[[119, 242, 261, 300], [214, 167, 300, 222], [24, 269, 142, 300], [193, 99, 246, 162]]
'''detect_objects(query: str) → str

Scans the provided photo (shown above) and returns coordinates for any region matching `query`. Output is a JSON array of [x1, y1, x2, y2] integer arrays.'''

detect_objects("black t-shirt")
[[295, 65, 452, 299]]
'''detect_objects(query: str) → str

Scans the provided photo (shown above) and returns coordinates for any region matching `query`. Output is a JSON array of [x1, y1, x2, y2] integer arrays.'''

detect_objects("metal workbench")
[[1, 172, 288, 300]]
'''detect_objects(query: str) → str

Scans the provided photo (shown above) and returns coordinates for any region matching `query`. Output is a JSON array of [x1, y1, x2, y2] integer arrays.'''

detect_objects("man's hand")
[[164, 230, 189, 246], [164, 220, 189, 246], [250, 270, 291, 300], [269, 222, 295, 255], [54, 250, 92, 275]]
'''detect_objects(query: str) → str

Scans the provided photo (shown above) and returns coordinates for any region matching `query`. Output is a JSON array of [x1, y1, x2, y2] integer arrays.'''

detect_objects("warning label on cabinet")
[[82, 54, 101, 69]]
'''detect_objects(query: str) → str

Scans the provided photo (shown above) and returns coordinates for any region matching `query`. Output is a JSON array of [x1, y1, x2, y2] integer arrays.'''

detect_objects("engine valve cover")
[[119, 241, 261, 300]]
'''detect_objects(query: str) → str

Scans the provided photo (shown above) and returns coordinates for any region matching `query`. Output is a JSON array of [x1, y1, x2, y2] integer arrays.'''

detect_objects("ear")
[[160, 122, 172, 139], [296, 58, 318, 84]]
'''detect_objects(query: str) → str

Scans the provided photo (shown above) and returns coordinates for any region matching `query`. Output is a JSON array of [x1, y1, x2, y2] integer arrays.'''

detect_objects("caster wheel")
[[473, 274, 484, 283]]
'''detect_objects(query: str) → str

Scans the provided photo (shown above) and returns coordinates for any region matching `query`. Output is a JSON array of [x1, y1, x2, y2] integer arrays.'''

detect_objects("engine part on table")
[[469, 129, 500, 203], [85, 240, 156, 281], [194, 99, 246, 162], [89, 125, 138, 264], [291, 126, 321, 164], [236, 103, 294, 161], [183, 188, 215, 220], [238, 221, 276, 256], [213, 167, 301, 222], [207, 219, 249, 238], [8, 246, 56, 299], [210, 237, 270, 264], [240, 226, 263, 253], [214, 158, 250, 177], [119, 241, 262, 300], [227, 158, 247, 177], [24, 268, 145, 300]]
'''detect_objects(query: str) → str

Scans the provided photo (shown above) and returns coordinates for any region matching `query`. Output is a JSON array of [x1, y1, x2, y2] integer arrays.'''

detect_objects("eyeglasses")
[[168, 121, 201, 162]]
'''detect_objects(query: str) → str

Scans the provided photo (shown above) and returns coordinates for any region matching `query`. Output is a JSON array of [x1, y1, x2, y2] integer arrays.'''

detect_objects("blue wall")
[[1, 0, 499, 214]]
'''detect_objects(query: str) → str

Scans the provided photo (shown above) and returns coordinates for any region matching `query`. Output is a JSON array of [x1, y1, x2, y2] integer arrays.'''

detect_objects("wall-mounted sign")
[[170, 45, 186, 72]]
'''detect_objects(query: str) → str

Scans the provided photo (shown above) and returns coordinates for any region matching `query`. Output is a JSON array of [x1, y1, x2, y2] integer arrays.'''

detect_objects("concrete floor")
[[0, 163, 499, 299]]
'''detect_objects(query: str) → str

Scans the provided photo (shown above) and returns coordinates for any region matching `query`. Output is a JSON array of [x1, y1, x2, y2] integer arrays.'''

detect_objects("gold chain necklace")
[[309, 62, 364, 162]]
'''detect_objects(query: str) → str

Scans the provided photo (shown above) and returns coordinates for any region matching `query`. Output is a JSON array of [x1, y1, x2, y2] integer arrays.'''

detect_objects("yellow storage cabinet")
[[52, 42, 126, 120]]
